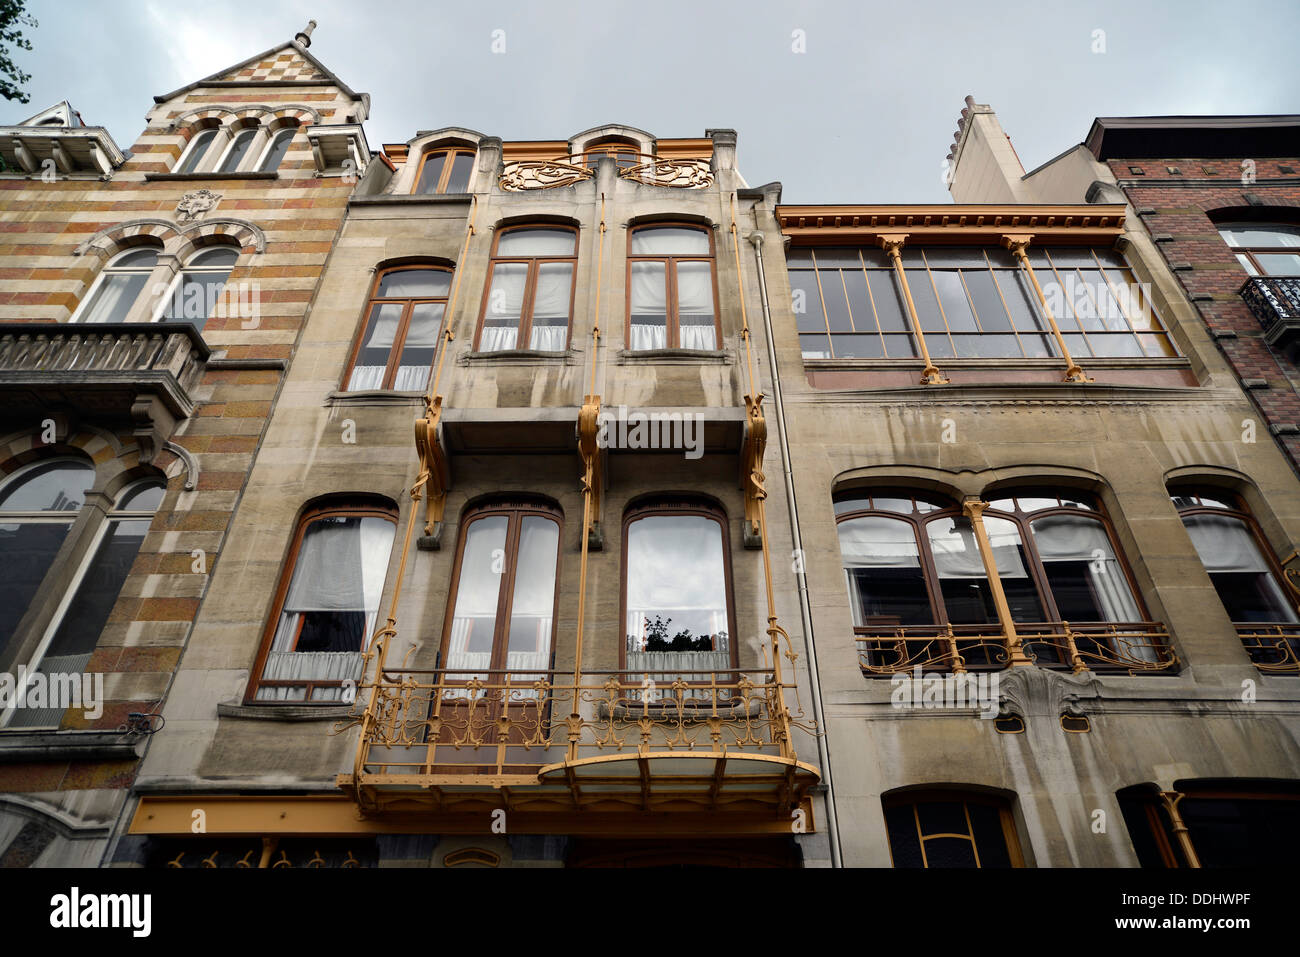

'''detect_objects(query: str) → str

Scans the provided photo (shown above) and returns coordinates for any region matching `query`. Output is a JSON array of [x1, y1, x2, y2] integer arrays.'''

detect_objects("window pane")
[[931, 272, 978, 333], [395, 302, 443, 391], [968, 804, 1013, 867], [529, 263, 572, 350], [885, 804, 925, 868], [629, 261, 667, 350], [842, 270, 874, 333], [865, 270, 909, 332], [821, 270, 853, 332], [0, 522, 72, 645], [626, 514, 729, 652], [163, 269, 233, 329], [176, 129, 216, 173], [962, 270, 1013, 332], [347, 303, 405, 390], [905, 270, 946, 333], [631, 227, 709, 256], [377, 269, 451, 299], [926, 519, 998, 625], [481, 262, 527, 352], [0, 461, 91, 511], [81, 273, 149, 324], [676, 261, 716, 350], [498, 229, 576, 257], [800, 333, 830, 359], [259, 129, 294, 172], [217, 129, 257, 173], [444, 152, 474, 193], [1219, 224, 1300, 248], [116, 481, 165, 512], [789, 271, 825, 333], [1031, 514, 1140, 622], [446, 517, 509, 673], [923, 837, 978, 868], [838, 516, 932, 625], [1182, 514, 1297, 622], [830, 333, 882, 358], [505, 517, 559, 671], [985, 516, 1044, 622], [415, 152, 447, 193], [1253, 253, 1300, 276]]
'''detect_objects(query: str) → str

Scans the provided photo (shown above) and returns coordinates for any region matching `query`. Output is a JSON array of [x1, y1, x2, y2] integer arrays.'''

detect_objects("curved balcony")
[[1240, 276, 1300, 354], [499, 151, 714, 191], [1234, 622, 1300, 674], [335, 636, 819, 819]]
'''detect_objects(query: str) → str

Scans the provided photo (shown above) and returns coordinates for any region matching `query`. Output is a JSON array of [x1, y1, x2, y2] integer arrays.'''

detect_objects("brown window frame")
[[836, 487, 1149, 668], [618, 498, 739, 673], [882, 789, 1025, 868], [474, 225, 578, 353], [1216, 222, 1300, 276], [245, 500, 397, 705], [626, 222, 721, 351], [1120, 782, 1300, 867], [342, 263, 453, 392], [413, 147, 476, 195], [580, 137, 642, 171], [437, 498, 564, 679]]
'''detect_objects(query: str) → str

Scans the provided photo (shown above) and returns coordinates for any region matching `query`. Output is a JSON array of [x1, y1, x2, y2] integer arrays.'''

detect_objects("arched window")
[[256, 126, 296, 173], [627, 224, 718, 350], [0, 458, 93, 648], [883, 790, 1023, 868], [175, 127, 219, 174], [1172, 490, 1299, 671], [72, 247, 159, 324], [216, 127, 258, 174], [248, 501, 397, 703], [440, 500, 561, 684], [159, 245, 239, 331], [477, 227, 577, 352], [345, 264, 452, 391], [2, 470, 164, 728], [1217, 223, 1300, 276], [582, 138, 640, 172], [621, 499, 735, 674], [837, 488, 1154, 672], [414, 147, 475, 195]]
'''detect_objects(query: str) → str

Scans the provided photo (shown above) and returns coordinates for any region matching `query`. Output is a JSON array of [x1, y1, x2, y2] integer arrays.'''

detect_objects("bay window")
[[248, 502, 397, 703], [477, 227, 576, 352], [627, 225, 719, 350], [344, 264, 451, 391]]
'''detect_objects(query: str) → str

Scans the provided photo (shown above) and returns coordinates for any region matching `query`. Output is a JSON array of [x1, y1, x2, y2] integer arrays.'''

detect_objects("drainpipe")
[[748, 230, 842, 868]]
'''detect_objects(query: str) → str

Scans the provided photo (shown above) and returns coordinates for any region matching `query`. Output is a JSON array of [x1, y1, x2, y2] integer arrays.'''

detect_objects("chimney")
[[295, 19, 317, 48], [945, 95, 1031, 204]]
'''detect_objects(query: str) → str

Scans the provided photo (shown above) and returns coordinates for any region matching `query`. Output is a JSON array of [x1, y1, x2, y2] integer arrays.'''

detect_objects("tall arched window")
[[344, 264, 452, 391], [627, 224, 718, 350], [1217, 223, 1300, 276], [1172, 489, 1299, 671], [248, 501, 397, 703], [159, 245, 239, 331], [621, 499, 736, 675], [216, 127, 258, 174], [256, 126, 296, 173], [72, 247, 159, 324], [477, 227, 577, 352], [440, 500, 561, 683], [175, 127, 219, 174], [414, 147, 475, 195], [837, 488, 1153, 671], [0, 458, 93, 648], [2, 470, 164, 728]]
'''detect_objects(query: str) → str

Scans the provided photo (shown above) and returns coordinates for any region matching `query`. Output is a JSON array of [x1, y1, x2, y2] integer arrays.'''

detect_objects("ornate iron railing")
[[1234, 622, 1300, 674], [1240, 276, 1300, 328], [499, 151, 713, 191], [856, 620, 1176, 676]]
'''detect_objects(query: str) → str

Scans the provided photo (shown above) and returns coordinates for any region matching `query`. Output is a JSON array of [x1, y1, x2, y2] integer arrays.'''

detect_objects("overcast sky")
[[12, 0, 1300, 202]]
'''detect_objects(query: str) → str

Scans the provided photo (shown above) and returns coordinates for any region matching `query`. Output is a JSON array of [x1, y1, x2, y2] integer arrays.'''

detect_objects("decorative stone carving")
[[177, 188, 221, 223], [997, 666, 1100, 724]]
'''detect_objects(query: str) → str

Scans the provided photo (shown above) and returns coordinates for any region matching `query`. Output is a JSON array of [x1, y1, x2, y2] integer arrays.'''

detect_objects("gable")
[[213, 49, 329, 84]]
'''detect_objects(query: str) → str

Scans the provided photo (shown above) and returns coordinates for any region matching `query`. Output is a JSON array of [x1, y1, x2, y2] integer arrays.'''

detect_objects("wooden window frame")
[[882, 789, 1025, 868], [474, 225, 578, 353], [436, 499, 563, 678], [245, 500, 397, 705], [618, 498, 740, 672], [342, 263, 453, 392], [835, 487, 1148, 643], [1217, 223, 1300, 276], [413, 147, 476, 195], [626, 222, 721, 351]]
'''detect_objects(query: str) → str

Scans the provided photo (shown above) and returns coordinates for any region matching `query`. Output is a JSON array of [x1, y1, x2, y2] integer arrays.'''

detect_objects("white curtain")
[[927, 518, 1029, 580], [629, 324, 667, 351], [838, 517, 920, 567], [84, 274, 147, 324], [679, 323, 716, 350], [1031, 515, 1141, 621], [1184, 514, 1274, 573], [255, 652, 363, 702], [528, 324, 568, 351], [391, 365, 430, 391], [479, 325, 518, 352]]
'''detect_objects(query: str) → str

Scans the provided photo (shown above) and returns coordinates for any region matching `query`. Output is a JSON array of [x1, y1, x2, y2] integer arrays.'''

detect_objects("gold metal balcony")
[[335, 633, 819, 818], [855, 620, 1177, 676], [1234, 622, 1300, 674], [499, 152, 713, 191]]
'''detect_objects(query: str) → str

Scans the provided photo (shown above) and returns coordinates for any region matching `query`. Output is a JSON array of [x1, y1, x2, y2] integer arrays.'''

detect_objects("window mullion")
[[667, 256, 679, 347], [385, 299, 415, 390], [961, 498, 1034, 667]]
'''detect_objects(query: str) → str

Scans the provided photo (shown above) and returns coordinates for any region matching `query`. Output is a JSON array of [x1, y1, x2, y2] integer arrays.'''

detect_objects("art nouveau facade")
[[2, 28, 1297, 868]]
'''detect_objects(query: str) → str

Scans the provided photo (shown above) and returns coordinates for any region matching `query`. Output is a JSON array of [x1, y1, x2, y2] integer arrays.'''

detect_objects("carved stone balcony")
[[0, 322, 209, 461], [1240, 276, 1300, 355]]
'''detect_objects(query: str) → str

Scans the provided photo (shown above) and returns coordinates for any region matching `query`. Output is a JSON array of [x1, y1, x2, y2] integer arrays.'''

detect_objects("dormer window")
[[415, 148, 475, 194]]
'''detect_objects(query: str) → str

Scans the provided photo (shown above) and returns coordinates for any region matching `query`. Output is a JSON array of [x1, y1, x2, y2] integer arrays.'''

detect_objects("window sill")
[[0, 729, 140, 763], [801, 356, 1192, 370], [461, 348, 580, 364], [143, 171, 280, 182], [326, 389, 428, 406], [617, 348, 731, 364], [349, 193, 475, 207], [218, 702, 353, 722]]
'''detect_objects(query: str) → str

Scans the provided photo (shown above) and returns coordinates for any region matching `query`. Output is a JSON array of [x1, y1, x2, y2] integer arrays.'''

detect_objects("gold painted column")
[[879, 235, 948, 385], [1158, 791, 1203, 868], [962, 499, 1034, 667], [1002, 234, 1090, 383]]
